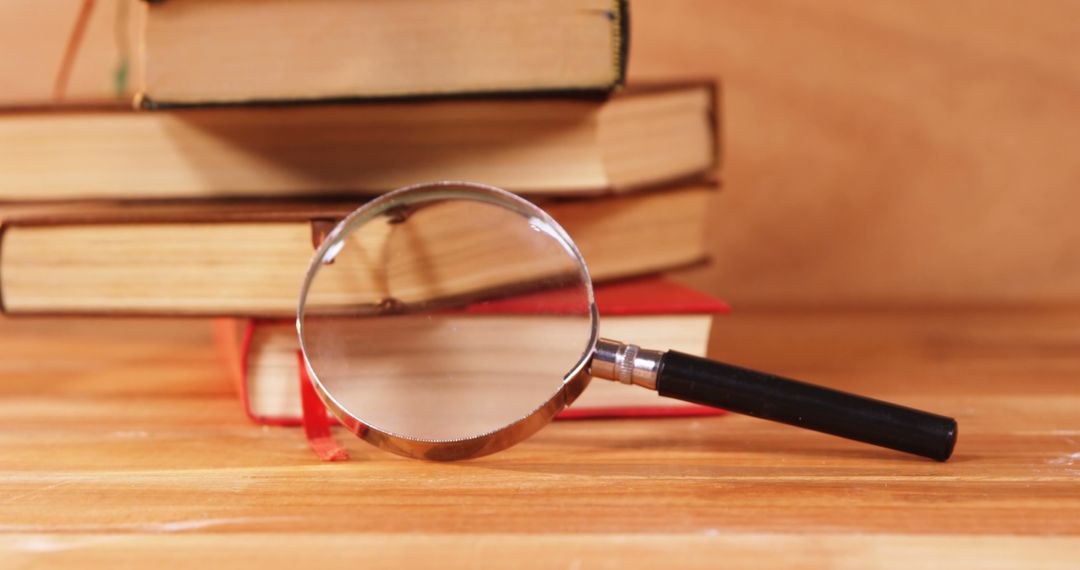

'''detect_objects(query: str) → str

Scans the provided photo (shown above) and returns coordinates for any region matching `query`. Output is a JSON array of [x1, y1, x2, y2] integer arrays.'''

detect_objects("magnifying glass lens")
[[300, 189, 594, 442]]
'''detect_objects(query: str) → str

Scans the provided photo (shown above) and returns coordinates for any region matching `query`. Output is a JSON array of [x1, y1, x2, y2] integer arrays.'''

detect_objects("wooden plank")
[[0, 310, 1078, 567], [2, 534, 1079, 570]]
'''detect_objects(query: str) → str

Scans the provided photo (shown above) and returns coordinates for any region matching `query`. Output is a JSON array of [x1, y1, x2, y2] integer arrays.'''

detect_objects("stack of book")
[[0, 0, 725, 424]]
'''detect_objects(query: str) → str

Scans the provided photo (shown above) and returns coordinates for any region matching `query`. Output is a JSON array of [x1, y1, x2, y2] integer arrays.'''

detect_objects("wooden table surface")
[[1, 309, 1078, 568]]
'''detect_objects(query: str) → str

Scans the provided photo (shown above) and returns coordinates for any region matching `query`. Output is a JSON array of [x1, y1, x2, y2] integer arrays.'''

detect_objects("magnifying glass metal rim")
[[296, 180, 600, 461]]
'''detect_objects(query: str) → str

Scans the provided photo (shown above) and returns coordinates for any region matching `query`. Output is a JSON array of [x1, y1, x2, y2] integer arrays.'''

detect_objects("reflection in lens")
[[300, 191, 593, 442]]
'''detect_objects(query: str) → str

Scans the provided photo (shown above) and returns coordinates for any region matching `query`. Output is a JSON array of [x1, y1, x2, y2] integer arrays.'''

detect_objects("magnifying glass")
[[297, 181, 957, 462]]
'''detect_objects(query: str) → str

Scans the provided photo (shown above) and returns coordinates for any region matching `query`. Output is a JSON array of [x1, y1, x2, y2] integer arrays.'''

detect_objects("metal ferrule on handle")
[[592, 339, 664, 390]]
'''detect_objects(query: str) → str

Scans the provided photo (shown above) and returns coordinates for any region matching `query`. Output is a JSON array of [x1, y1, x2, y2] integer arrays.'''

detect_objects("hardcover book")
[[137, 0, 629, 106], [0, 183, 714, 316], [216, 278, 730, 424], [0, 82, 717, 201]]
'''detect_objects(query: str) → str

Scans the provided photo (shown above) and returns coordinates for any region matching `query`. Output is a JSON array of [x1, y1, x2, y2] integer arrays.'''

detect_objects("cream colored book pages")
[[140, 0, 622, 103], [0, 187, 709, 315], [247, 324, 313, 419], [247, 314, 713, 419], [599, 87, 717, 191], [0, 83, 715, 200], [0, 100, 601, 199]]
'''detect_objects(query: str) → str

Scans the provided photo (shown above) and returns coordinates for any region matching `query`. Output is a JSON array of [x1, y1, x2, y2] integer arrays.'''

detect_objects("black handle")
[[657, 351, 957, 461]]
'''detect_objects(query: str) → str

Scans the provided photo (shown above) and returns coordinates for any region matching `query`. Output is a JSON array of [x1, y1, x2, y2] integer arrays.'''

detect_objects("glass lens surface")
[[299, 187, 594, 442]]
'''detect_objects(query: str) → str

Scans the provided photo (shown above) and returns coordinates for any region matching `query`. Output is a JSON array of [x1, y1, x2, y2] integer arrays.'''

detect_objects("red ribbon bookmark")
[[297, 351, 350, 461]]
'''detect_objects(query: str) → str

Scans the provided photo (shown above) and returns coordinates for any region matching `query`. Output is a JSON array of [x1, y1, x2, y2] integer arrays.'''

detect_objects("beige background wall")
[[0, 0, 134, 105], [631, 1, 1080, 306]]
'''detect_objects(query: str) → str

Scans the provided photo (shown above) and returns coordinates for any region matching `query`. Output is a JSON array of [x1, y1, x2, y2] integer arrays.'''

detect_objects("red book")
[[215, 277, 730, 426]]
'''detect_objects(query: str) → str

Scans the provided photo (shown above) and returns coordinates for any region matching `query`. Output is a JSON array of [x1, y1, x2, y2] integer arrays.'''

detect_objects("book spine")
[[614, 0, 630, 87], [0, 222, 8, 314]]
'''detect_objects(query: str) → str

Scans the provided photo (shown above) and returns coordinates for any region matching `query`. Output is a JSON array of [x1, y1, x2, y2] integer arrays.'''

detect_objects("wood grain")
[[1, 309, 1078, 567], [632, 0, 1080, 305]]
